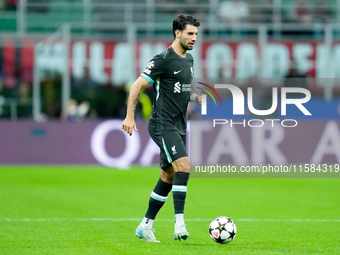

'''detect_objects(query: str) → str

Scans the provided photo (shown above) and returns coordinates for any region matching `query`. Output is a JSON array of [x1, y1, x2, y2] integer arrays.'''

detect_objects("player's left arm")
[[190, 91, 202, 107], [189, 58, 201, 107]]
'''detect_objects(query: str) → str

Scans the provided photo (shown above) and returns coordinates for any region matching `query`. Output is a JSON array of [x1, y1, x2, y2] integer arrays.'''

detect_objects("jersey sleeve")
[[141, 54, 165, 85]]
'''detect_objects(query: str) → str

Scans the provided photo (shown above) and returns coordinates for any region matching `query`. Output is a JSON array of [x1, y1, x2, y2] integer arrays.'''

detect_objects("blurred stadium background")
[[1, 3, 340, 254], [0, 0, 339, 167]]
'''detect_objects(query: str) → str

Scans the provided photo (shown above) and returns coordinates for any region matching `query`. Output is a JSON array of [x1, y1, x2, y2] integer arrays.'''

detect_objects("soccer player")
[[122, 14, 201, 243]]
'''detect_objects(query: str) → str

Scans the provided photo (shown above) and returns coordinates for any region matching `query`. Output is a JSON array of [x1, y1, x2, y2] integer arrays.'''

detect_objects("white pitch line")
[[2, 218, 340, 223]]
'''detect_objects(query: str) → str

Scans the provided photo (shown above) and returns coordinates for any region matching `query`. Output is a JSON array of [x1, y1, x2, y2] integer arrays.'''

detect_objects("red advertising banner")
[[1, 39, 340, 89]]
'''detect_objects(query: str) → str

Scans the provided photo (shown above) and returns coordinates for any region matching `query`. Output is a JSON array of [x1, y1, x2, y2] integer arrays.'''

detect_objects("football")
[[209, 216, 237, 244]]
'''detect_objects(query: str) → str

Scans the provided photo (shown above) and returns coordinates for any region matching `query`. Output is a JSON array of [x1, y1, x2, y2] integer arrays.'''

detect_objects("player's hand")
[[195, 95, 202, 107], [122, 117, 139, 136]]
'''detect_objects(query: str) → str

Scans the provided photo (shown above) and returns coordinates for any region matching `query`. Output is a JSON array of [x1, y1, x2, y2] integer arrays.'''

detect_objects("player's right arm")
[[122, 76, 150, 136], [123, 54, 164, 135]]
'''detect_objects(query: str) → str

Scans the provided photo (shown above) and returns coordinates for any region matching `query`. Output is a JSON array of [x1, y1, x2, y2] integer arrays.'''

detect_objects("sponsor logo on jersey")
[[174, 70, 182, 74], [174, 82, 191, 93], [182, 84, 191, 92], [174, 82, 181, 93]]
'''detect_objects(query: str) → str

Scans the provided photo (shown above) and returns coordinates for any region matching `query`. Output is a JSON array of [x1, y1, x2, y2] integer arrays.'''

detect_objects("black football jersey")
[[141, 46, 194, 135]]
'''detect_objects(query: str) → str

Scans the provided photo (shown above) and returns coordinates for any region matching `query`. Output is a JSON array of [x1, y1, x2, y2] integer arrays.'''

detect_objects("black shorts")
[[149, 127, 187, 169]]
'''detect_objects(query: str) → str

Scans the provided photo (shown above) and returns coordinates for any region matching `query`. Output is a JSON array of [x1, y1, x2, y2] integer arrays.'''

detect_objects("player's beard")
[[179, 37, 193, 51]]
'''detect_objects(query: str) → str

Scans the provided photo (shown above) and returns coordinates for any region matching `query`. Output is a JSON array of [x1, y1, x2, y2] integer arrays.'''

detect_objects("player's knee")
[[161, 174, 174, 184], [175, 158, 191, 173], [161, 172, 174, 184], [182, 162, 191, 173], [161, 167, 175, 184]]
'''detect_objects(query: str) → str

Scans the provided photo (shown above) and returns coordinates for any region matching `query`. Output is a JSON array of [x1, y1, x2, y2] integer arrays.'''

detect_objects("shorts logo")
[[172, 145, 177, 155], [174, 82, 181, 93]]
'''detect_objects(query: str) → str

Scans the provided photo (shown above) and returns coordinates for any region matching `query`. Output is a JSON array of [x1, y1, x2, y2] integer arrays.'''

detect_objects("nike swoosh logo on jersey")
[[174, 70, 182, 74]]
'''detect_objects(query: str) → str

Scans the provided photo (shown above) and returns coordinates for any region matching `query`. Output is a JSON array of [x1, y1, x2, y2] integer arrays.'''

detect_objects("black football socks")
[[142, 178, 172, 229], [172, 172, 190, 228]]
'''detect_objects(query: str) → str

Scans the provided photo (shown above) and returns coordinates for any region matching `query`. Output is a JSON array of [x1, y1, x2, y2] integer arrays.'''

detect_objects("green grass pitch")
[[1, 166, 340, 254]]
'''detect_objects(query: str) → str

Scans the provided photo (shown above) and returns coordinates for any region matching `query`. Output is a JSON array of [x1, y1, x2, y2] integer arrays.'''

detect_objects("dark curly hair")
[[172, 14, 200, 39]]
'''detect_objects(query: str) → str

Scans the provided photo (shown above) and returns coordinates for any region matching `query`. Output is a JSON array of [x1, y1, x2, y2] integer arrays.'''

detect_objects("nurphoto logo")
[[196, 83, 312, 128]]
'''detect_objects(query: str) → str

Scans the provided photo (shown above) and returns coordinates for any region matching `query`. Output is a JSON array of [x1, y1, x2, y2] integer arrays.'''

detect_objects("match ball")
[[209, 216, 237, 244]]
